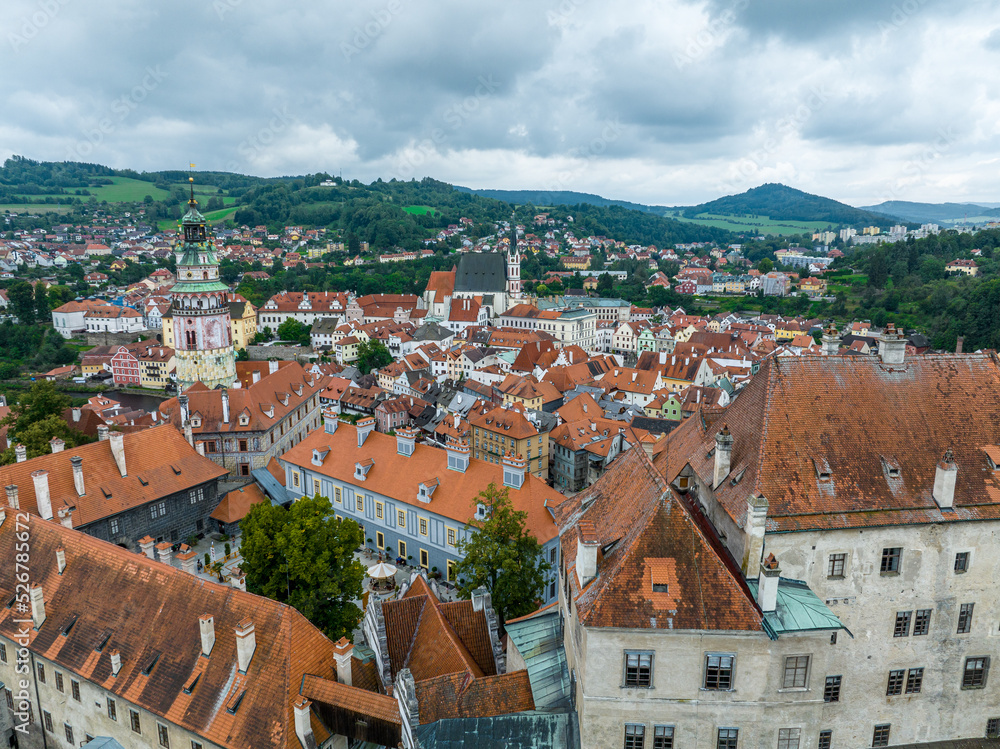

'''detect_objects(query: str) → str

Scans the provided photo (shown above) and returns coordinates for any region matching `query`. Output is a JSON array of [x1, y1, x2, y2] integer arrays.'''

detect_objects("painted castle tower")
[[506, 220, 522, 299], [170, 180, 236, 391]]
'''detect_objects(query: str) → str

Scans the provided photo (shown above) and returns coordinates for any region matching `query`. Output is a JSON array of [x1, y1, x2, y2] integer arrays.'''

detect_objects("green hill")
[[681, 183, 901, 227], [860, 200, 999, 224], [454, 187, 665, 215]]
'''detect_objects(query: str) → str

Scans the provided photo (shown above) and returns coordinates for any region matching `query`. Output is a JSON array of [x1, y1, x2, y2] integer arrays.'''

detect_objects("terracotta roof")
[[211, 483, 268, 524], [664, 353, 1000, 533], [281, 425, 564, 544], [555, 393, 602, 423], [560, 448, 764, 631], [415, 670, 534, 724], [300, 674, 400, 724], [0, 513, 336, 749], [470, 403, 539, 440], [425, 270, 456, 299], [0, 425, 227, 527]]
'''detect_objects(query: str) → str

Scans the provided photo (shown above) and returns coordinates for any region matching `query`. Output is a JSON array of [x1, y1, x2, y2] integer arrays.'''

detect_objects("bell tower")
[[506, 220, 521, 299], [170, 178, 236, 391]]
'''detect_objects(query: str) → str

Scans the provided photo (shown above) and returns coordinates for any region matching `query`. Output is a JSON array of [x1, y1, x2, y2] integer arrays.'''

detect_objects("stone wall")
[[246, 344, 314, 362], [85, 329, 160, 347]]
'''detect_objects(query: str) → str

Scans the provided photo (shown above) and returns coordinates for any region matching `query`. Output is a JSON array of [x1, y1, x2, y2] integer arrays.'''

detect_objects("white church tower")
[[506, 220, 522, 300]]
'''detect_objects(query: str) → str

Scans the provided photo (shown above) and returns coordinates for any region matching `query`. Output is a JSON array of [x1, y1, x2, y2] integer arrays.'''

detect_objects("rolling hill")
[[454, 187, 665, 214], [860, 200, 1000, 224]]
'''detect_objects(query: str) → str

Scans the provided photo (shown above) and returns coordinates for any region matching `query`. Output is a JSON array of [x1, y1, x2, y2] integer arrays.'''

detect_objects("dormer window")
[[982, 446, 1000, 470], [190, 417, 201, 428], [812, 457, 832, 483], [239, 413, 250, 426], [354, 459, 374, 481]]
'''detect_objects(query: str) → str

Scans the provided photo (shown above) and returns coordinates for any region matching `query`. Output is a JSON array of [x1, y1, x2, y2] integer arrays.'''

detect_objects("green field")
[[0, 203, 74, 214], [403, 205, 436, 215], [203, 206, 239, 223], [665, 211, 835, 236]]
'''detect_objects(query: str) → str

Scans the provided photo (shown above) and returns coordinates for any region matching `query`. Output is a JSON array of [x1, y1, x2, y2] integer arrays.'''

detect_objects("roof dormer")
[[260, 404, 274, 419], [312, 447, 330, 467], [418, 478, 439, 504], [354, 459, 374, 481], [238, 409, 251, 427]]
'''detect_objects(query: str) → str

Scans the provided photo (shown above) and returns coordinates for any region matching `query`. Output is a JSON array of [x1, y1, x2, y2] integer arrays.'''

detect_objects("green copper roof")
[[414, 713, 580, 749], [182, 205, 205, 224], [171, 280, 230, 293], [745, 577, 849, 639], [505, 609, 571, 711]]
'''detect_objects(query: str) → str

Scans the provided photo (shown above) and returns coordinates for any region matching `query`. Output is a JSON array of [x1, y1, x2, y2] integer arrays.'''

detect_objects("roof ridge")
[[400, 595, 428, 669], [749, 357, 777, 503]]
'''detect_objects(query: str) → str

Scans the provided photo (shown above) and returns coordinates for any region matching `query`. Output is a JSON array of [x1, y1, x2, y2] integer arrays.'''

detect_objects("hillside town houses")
[[1, 200, 997, 748]]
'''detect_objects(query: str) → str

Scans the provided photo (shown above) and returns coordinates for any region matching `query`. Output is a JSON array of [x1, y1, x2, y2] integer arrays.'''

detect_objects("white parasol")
[[367, 562, 398, 579]]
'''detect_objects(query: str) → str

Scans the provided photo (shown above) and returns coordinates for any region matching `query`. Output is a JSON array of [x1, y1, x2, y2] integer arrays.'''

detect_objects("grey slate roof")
[[505, 610, 572, 711], [455, 252, 507, 292]]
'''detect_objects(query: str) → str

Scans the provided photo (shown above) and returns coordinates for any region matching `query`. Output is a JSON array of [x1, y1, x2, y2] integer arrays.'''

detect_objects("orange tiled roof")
[[0, 513, 335, 749], [281, 426, 564, 544], [415, 671, 534, 724], [211, 483, 268, 524], [0, 425, 227, 526]]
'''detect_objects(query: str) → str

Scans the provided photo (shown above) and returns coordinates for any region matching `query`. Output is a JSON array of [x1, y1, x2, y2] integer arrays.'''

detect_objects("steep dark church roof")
[[455, 253, 507, 293]]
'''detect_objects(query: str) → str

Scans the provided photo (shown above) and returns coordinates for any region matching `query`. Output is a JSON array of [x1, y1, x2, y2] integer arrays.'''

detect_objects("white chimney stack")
[[108, 432, 126, 476], [49, 437, 65, 454], [221, 388, 230, 423], [97, 425, 109, 442], [879, 322, 906, 365], [293, 697, 315, 749], [713, 425, 733, 489], [14, 444, 26, 463], [29, 583, 45, 628], [5, 485, 18, 510], [333, 637, 354, 686], [575, 521, 599, 587], [110, 649, 122, 676], [235, 619, 256, 672], [178, 394, 189, 425], [252, 370, 261, 384], [757, 553, 781, 612], [933, 449, 958, 510], [56, 547, 66, 574], [269, 360, 279, 375], [31, 470, 52, 520], [70, 456, 85, 496], [199, 615, 216, 657]]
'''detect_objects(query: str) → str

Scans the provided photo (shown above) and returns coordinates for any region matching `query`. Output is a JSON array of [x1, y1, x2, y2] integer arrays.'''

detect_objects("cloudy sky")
[[2, 0, 998, 206]]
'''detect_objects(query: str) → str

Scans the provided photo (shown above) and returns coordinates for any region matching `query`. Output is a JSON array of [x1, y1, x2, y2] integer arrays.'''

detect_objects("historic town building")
[[169, 183, 236, 391]]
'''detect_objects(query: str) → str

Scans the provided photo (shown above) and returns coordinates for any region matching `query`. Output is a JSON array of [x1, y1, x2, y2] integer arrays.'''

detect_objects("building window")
[[962, 656, 989, 688], [398, 540, 407, 559], [782, 656, 810, 689], [886, 669, 905, 696], [624, 651, 653, 688], [717, 728, 739, 749], [0, 643, 5, 663], [823, 675, 841, 702], [55, 671, 63, 692], [652, 726, 673, 749], [419, 548, 429, 568], [37, 663, 45, 683], [313, 478, 321, 496], [447, 527, 457, 546], [158, 723, 170, 748], [356, 495, 364, 511], [872, 724, 891, 747], [446, 559, 457, 582], [43, 711, 53, 732], [986, 718, 1000, 739], [955, 552, 969, 573], [65, 725, 74, 745], [905, 667, 924, 694], [777, 728, 800, 749], [894, 611, 911, 637], [292, 472, 300, 488], [192, 743, 204, 749], [239, 439, 248, 452], [913, 609, 931, 636], [958, 603, 974, 633], [240, 463, 250, 476], [397, 509, 406, 527], [376, 531, 385, 549], [110, 518, 120, 535], [880, 547, 901, 574], [704, 654, 734, 690], [624, 724, 645, 749], [71, 679, 80, 701], [827, 553, 846, 578], [818, 730, 832, 749], [334, 487, 342, 503], [375, 501, 384, 520], [419, 517, 428, 536], [130, 709, 141, 733], [108, 697, 117, 721]]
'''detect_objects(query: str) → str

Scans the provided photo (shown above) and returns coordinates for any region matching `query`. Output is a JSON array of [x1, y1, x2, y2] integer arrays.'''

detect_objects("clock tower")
[[170, 179, 236, 391]]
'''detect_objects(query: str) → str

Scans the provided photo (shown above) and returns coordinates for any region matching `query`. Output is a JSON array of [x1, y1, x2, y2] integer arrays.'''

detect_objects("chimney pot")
[[757, 553, 781, 612], [713, 425, 734, 489], [56, 547, 66, 574], [108, 432, 126, 476], [5, 485, 18, 510], [933, 448, 958, 510], [97, 424, 109, 442], [333, 637, 355, 686], [235, 619, 256, 672], [70, 456, 85, 496], [31, 470, 52, 520], [293, 697, 315, 749], [110, 649, 122, 676], [29, 583, 45, 628], [14, 444, 26, 463]]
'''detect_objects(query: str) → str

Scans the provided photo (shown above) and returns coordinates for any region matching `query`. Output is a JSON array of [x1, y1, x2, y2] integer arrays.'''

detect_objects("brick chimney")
[[71, 407, 81, 422], [757, 553, 781, 612], [31, 470, 52, 520], [235, 619, 256, 672], [933, 448, 958, 510], [575, 520, 599, 588], [14, 444, 26, 463], [138, 536, 156, 559], [110, 649, 122, 676], [956, 336, 964, 354], [333, 637, 354, 686], [199, 615, 215, 657], [108, 432, 126, 476], [29, 583, 45, 628], [49, 437, 65, 454], [821, 323, 840, 356], [5, 485, 18, 510], [57, 506, 73, 529], [713, 425, 733, 489], [97, 425, 109, 442], [178, 551, 197, 575], [156, 542, 172, 565], [228, 567, 246, 591], [70, 456, 85, 496], [878, 322, 906, 365]]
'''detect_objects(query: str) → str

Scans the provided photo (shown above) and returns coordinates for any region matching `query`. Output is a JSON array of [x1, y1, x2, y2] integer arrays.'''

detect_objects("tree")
[[355, 339, 393, 374], [240, 495, 365, 640], [34, 283, 49, 320], [8, 281, 35, 324], [276, 318, 310, 346], [596, 273, 614, 294], [757, 258, 773, 273], [867, 252, 889, 289], [454, 483, 550, 628], [0, 415, 90, 464]]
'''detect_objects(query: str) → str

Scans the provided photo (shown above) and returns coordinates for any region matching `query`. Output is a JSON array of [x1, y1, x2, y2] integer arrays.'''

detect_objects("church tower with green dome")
[[169, 178, 236, 391]]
